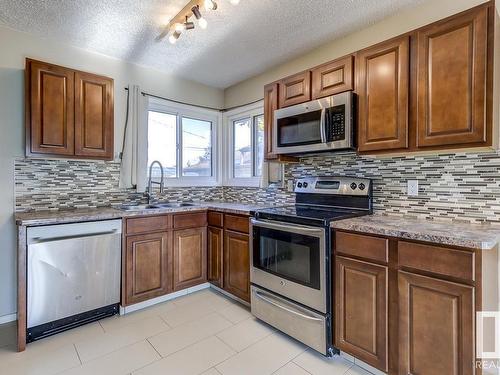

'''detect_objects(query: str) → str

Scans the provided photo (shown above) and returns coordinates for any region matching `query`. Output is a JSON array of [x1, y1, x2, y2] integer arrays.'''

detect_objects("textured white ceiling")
[[0, 0, 425, 88]]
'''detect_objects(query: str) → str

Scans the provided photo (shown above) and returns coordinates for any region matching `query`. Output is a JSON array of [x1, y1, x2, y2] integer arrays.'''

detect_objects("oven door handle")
[[254, 290, 323, 322], [251, 218, 325, 237]]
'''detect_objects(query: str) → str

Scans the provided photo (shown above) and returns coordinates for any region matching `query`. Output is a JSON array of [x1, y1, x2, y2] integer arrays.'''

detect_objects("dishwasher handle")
[[29, 229, 120, 244]]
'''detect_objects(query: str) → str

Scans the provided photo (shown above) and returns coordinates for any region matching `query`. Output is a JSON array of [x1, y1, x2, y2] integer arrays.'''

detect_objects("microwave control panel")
[[326, 105, 345, 142]]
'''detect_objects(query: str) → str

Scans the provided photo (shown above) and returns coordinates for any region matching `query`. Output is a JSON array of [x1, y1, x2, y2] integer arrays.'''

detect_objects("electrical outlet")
[[407, 180, 419, 197], [287, 180, 295, 192]]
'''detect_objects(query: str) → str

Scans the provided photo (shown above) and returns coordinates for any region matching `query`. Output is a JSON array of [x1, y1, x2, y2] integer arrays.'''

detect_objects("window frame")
[[223, 101, 265, 187], [146, 97, 221, 187]]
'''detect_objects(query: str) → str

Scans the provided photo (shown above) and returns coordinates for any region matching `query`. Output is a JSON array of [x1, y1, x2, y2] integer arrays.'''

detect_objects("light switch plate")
[[287, 180, 295, 192], [407, 180, 419, 196]]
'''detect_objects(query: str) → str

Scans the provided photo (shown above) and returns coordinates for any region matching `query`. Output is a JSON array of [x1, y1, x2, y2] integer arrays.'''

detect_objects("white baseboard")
[[340, 351, 386, 375], [120, 283, 211, 315], [0, 313, 17, 325]]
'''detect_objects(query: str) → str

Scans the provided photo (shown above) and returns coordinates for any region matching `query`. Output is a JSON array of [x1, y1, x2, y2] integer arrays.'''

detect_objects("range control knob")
[[350, 182, 357, 190], [303, 182, 308, 188], [358, 183, 366, 191], [297, 182, 303, 188]]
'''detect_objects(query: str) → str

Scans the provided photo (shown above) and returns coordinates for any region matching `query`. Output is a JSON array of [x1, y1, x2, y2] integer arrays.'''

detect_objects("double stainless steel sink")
[[119, 202, 196, 211]]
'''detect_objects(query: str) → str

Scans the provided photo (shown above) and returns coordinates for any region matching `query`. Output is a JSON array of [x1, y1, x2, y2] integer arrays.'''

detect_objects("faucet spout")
[[147, 160, 164, 204]]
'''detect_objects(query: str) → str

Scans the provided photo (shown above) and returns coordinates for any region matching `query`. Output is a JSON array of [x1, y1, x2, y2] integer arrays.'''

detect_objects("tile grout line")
[[145, 338, 163, 360]]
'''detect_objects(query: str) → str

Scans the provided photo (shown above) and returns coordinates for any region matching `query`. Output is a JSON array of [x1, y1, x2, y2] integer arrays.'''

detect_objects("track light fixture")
[[169, 31, 181, 44], [191, 5, 208, 29], [204, 0, 217, 11]]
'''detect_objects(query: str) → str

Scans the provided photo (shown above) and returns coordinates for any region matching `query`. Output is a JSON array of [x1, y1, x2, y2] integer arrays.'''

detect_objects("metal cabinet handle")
[[254, 290, 323, 322]]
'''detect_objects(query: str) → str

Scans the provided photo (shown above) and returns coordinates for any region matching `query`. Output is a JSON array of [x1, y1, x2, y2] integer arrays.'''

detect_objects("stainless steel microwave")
[[273, 91, 354, 155]]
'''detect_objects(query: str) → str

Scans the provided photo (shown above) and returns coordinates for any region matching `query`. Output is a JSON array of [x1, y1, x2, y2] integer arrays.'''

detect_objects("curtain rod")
[[124, 87, 263, 112]]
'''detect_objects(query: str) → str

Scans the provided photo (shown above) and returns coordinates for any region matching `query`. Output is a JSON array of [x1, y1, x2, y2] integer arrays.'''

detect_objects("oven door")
[[250, 218, 326, 313]]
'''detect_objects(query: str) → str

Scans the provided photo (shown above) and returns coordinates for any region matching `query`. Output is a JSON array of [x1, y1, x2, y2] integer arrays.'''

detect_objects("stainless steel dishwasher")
[[27, 219, 121, 342]]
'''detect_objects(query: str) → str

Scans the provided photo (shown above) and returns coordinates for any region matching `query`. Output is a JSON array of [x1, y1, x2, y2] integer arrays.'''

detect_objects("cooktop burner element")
[[253, 176, 373, 227]]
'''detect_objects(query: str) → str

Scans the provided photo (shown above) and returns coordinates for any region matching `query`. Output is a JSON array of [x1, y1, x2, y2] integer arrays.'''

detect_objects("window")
[[147, 98, 219, 186], [224, 102, 265, 186]]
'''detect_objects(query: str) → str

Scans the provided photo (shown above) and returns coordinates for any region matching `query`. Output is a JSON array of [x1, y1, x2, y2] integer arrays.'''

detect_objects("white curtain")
[[119, 85, 147, 191]]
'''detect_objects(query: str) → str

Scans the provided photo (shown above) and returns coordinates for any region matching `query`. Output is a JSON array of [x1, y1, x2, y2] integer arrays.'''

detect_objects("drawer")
[[208, 211, 223, 227], [335, 231, 389, 263], [173, 212, 207, 229], [224, 214, 249, 234], [398, 241, 475, 281], [126, 215, 171, 235]]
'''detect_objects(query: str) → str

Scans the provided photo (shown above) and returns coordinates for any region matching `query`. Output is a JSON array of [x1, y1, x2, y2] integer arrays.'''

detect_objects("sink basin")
[[119, 204, 160, 211], [154, 202, 196, 208]]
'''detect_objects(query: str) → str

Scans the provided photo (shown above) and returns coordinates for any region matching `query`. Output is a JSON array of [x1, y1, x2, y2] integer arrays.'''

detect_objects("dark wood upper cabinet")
[[208, 226, 223, 288], [279, 71, 311, 108], [311, 55, 354, 99], [125, 232, 172, 305], [398, 271, 474, 375], [173, 227, 207, 291], [335, 256, 388, 372], [26, 59, 114, 160], [224, 229, 250, 302], [416, 6, 489, 148], [357, 36, 410, 152], [26, 60, 75, 157], [75, 72, 114, 159]]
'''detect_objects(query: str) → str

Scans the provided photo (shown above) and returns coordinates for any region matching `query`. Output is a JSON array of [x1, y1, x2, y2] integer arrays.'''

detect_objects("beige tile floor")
[[0, 288, 375, 375]]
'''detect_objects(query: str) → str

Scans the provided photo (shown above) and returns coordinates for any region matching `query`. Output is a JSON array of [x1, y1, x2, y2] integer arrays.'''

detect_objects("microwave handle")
[[320, 108, 327, 143]]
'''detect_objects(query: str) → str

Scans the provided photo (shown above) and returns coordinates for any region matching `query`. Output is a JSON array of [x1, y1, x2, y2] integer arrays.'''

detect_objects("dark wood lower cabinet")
[[125, 232, 172, 305], [208, 226, 223, 288], [224, 230, 250, 302], [173, 227, 207, 291], [398, 271, 474, 375], [335, 256, 388, 372]]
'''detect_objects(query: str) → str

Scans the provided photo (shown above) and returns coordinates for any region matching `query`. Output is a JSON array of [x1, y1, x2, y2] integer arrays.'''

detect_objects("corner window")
[[224, 102, 265, 186], [147, 98, 219, 186]]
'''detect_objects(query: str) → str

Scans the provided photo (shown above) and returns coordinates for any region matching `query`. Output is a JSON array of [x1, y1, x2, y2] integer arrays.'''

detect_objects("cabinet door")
[[125, 232, 171, 305], [173, 227, 207, 291], [75, 72, 114, 160], [27, 60, 75, 156], [311, 55, 354, 99], [335, 256, 388, 372], [417, 7, 489, 148], [357, 36, 409, 152], [208, 226, 223, 288], [399, 271, 474, 375], [224, 230, 250, 302], [279, 71, 311, 108], [264, 82, 279, 161]]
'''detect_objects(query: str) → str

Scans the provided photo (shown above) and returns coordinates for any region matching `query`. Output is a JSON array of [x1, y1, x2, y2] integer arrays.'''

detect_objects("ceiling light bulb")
[[204, 0, 217, 10], [169, 31, 181, 44], [174, 23, 184, 32], [230, 0, 240, 4], [198, 17, 208, 29]]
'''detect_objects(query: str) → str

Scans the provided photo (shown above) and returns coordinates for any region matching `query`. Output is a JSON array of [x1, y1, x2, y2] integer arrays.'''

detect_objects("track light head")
[[169, 31, 181, 44], [204, 0, 217, 11], [191, 5, 208, 29]]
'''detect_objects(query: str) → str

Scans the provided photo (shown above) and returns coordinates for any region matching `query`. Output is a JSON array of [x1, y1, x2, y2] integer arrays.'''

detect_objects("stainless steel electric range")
[[250, 176, 373, 356]]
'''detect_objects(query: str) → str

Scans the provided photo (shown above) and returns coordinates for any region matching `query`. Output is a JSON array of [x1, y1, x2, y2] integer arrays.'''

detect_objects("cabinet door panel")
[[335, 256, 388, 372], [125, 232, 171, 305], [208, 226, 223, 288], [357, 37, 409, 152], [28, 60, 75, 156], [312, 55, 354, 99], [224, 230, 250, 302], [417, 7, 488, 147], [173, 227, 207, 291], [75, 72, 114, 159], [399, 271, 474, 375], [279, 71, 311, 108]]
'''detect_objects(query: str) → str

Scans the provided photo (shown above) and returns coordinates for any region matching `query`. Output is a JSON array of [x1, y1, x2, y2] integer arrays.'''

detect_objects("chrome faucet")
[[147, 160, 164, 204]]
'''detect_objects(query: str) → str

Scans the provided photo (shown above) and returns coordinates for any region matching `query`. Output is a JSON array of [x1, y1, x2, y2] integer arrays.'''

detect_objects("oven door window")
[[253, 226, 320, 289], [277, 110, 322, 147]]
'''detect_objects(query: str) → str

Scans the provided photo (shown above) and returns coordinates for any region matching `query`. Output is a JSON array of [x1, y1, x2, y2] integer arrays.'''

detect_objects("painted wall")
[[0, 25, 224, 319], [223, 0, 489, 108]]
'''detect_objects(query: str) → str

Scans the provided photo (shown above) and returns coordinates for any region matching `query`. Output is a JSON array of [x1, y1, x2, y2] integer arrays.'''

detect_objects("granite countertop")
[[331, 214, 500, 250], [15, 201, 273, 227]]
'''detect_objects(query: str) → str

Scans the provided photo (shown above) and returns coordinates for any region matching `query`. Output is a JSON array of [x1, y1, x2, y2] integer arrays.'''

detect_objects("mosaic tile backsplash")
[[14, 150, 500, 223]]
